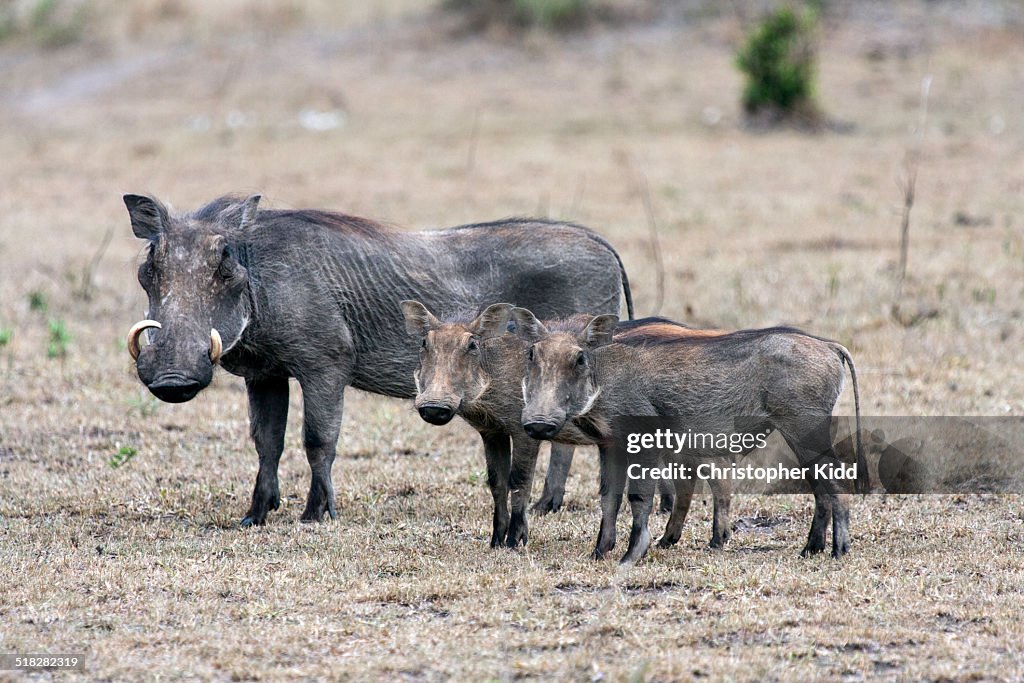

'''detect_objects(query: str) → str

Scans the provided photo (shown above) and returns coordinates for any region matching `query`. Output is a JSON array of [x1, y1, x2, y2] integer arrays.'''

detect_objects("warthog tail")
[[836, 344, 868, 494], [581, 231, 635, 320]]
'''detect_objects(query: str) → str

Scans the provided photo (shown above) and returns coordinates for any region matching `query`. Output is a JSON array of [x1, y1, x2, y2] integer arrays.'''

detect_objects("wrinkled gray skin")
[[399, 303, 677, 550], [513, 308, 865, 564], [125, 194, 631, 526]]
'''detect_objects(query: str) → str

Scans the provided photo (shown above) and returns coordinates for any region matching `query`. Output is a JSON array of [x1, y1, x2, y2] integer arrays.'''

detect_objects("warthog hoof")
[[619, 527, 652, 566], [240, 514, 263, 528], [710, 529, 732, 549], [656, 533, 680, 549], [240, 489, 281, 527], [506, 526, 528, 548], [531, 490, 565, 515], [490, 529, 508, 549], [300, 497, 337, 523], [800, 540, 828, 557], [831, 539, 850, 559], [506, 511, 529, 548], [592, 538, 616, 561]]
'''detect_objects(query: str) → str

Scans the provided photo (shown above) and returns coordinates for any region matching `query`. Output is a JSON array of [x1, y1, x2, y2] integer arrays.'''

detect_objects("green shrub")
[[735, 6, 820, 121]]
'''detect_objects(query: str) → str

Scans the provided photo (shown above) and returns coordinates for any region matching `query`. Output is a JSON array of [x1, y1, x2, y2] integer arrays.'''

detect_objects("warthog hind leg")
[[709, 473, 733, 549], [298, 373, 347, 523], [782, 422, 850, 558], [657, 476, 676, 515], [657, 475, 695, 549], [532, 443, 575, 514]]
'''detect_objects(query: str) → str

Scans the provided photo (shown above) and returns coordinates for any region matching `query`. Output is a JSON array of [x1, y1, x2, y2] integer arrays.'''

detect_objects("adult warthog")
[[512, 308, 866, 563], [123, 194, 632, 526]]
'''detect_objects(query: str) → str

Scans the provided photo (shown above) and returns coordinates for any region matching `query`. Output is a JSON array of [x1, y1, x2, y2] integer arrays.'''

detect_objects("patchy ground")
[[1, 1, 1022, 680]]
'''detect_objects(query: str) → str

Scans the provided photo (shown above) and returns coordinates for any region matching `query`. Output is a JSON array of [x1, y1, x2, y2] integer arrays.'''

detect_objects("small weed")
[[0, 327, 11, 373], [109, 445, 138, 469], [446, 0, 590, 32], [827, 266, 840, 299], [514, 0, 587, 29], [128, 395, 160, 418], [972, 287, 996, 304], [30, 0, 86, 49], [28, 290, 47, 312], [47, 319, 71, 359]]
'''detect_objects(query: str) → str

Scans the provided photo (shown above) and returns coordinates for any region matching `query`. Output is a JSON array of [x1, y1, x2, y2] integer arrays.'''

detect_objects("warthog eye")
[[138, 260, 155, 286], [527, 346, 535, 362], [575, 352, 587, 368], [466, 338, 479, 354], [420, 337, 428, 350]]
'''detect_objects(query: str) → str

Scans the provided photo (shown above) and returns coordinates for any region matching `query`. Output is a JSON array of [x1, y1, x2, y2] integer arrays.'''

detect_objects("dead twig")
[[630, 167, 665, 316], [892, 72, 930, 324]]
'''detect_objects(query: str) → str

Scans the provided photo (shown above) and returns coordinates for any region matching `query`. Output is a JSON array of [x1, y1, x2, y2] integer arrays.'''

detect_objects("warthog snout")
[[148, 374, 204, 403], [418, 403, 457, 425], [129, 321, 221, 403], [523, 419, 562, 440]]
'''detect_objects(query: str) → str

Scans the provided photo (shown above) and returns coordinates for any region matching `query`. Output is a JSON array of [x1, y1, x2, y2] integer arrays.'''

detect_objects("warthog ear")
[[583, 314, 618, 348], [473, 303, 513, 339], [400, 300, 439, 338], [123, 194, 169, 241], [510, 307, 548, 342], [239, 194, 261, 230]]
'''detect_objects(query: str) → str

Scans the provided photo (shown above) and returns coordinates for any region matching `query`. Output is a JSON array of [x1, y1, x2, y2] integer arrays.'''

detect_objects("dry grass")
[[1, 1, 1023, 679]]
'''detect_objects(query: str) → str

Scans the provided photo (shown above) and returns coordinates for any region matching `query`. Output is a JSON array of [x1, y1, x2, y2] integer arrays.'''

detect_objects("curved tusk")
[[209, 328, 223, 364], [127, 320, 161, 361]]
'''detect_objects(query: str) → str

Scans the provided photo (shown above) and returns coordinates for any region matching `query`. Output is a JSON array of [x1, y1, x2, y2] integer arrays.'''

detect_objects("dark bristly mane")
[[543, 314, 598, 334], [271, 209, 390, 239], [439, 308, 488, 325], [448, 217, 588, 231], [191, 195, 390, 239], [614, 316, 691, 333], [616, 324, 834, 348]]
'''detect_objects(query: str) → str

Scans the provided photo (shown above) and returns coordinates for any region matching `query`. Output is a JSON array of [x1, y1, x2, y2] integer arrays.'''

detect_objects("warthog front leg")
[[297, 372, 347, 523], [620, 488, 654, 565], [240, 376, 289, 527], [532, 443, 575, 514], [593, 446, 622, 560], [481, 432, 511, 548], [507, 437, 542, 548]]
